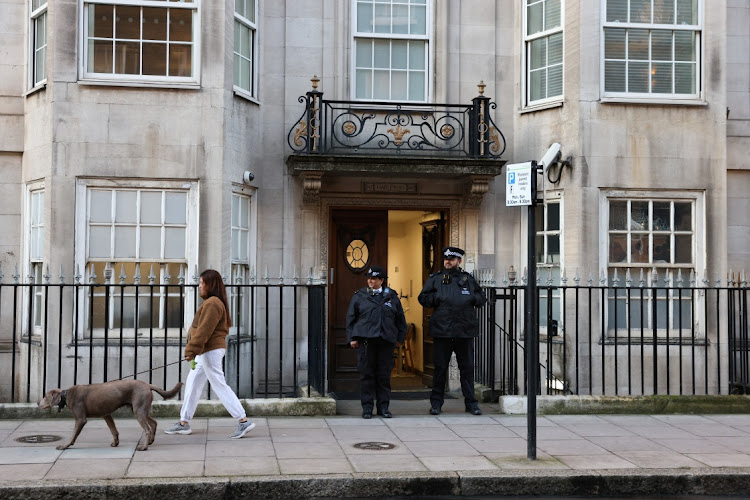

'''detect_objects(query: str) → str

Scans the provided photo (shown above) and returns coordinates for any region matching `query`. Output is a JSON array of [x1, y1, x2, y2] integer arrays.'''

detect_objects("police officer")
[[418, 247, 487, 415], [346, 265, 407, 419]]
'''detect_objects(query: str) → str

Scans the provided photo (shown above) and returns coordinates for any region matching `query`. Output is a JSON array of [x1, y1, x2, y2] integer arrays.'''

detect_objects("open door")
[[328, 209, 388, 393], [419, 214, 446, 388]]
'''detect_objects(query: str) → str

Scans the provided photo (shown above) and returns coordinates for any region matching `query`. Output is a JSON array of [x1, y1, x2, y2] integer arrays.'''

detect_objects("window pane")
[[631, 201, 649, 230], [373, 70, 390, 99], [114, 41, 140, 74], [676, 0, 698, 25], [605, 28, 625, 59], [240, 24, 251, 58], [231, 228, 239, 260], [651, 31, 672, 61], [392, 4, 408, 34], [114, 226, 137, 258], [374, 40, 390, 68], [535, 204, 544, 229], [548, 235, 560, 263], [548, 32, 563, 64], [356, 39, 372, 67], [231, 195, 240, 227], [356, 69, 372, 98], [170, 9, 193, 42], [630, 0, 651, 23], [527, 2, 543, 35], [90, 191, 112, 223], [675, 235, 692, 263], [89, 226, 111, 258], [674, 63, 695, 93], [536, 235, 544, 263], [240, 230, 248, 260], [653, 0, 674, 24], [357, 2, 373, 32], [610, 235, 627, 263], [627, 61, 649, 93], [164, 227, 186, 259], [410, 5, 426, 35], [545, 0, 561, 29], [391, 71, 407, 100], [530, 69, 546, 101], [674, 31, 695, 61], [165, 192, 186, 224], [392, 40, 407, 69], [631, 234, 649, 263], [651, 62, 673, 93], [610, 202, 627, 230], [169, 44, 192, 76], [549, 65, 562, 96], [409, 41, 425, 70], [674, 202, 692, 230], [142, 42, 167, 75], [140, 227, 161, 258], [140, 192, 162, 224], [408, 70, 425, 101], [606, 0, 628, 22], [653, 234, 670, 263], [90, 4, 114, 38], [143, 8, 167, 40], [90, 39, 113, 73], [547, 202, 560, 230], [604, 60, 626, 92], [115, 6, 141, 40], [239, 196, 249, 227], [652, 202, 670, 230], [374, 3, 391, 33], [628, 29, 649, 60], [530, 38, 546, 70], [115, 191, 137, 223]]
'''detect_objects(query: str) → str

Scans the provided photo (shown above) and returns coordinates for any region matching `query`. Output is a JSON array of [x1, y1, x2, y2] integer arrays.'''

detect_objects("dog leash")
[[115, 359, 186, 381]]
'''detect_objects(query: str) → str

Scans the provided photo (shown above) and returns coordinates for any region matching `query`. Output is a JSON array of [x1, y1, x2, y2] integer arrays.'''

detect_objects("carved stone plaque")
[[362, 182, 418, 194]]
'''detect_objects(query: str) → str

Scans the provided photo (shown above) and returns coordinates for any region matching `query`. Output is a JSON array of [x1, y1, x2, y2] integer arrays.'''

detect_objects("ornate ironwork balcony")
[[287, 78, 506, 159]]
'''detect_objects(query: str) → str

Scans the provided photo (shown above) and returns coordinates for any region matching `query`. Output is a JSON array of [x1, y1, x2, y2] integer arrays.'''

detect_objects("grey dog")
[[38, 380, 183, 451]]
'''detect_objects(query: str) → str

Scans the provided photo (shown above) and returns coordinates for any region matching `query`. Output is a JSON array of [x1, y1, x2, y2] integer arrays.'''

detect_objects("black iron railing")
[[287, 80, 506, 159], [476, 282, 749, 398], [0, 275, 327, 403]]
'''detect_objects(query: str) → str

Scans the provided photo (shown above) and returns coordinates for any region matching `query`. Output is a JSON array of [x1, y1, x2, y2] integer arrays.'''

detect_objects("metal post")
[[526, 160, 539, 460]]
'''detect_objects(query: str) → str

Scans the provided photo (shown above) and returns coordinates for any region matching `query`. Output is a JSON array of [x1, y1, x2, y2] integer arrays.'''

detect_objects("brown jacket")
[[184, 296, 229, 360]]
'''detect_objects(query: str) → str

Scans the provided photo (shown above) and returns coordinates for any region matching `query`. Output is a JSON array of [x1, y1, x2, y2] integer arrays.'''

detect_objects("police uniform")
[[418, 247, 487, 415], [346, 266, 407, 418]]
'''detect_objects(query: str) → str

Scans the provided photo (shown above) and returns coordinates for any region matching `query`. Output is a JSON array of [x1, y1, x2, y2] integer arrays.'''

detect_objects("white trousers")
[[180, 348, 246, 422]]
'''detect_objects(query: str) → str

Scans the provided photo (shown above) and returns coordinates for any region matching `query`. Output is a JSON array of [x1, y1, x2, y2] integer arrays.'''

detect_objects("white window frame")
[[79, 0, 201, 88], [351, 0, 433, 102], [600, 0, 704, 104], [74, 178, 200, 339], [24, 182, 46, 335], [522, 0, 564, 108], [233, 0, 258, 102], [600, 189, 705, 339], [29, 0, 48, 89], [228, 186, 257, 336], [536, 192, 563, 337]]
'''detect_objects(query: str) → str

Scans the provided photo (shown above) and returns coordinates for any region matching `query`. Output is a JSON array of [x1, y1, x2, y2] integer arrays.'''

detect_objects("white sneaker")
[[164, 421, 192, 435], [231, 420, 255, 439]]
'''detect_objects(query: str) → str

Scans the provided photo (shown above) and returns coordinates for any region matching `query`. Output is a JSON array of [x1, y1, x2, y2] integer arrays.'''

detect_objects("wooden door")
[[420, 215, 446, 387], [328, 209, 388, 393]]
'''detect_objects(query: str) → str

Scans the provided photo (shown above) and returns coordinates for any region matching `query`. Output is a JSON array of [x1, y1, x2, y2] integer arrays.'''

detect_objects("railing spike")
[[546, 267, 553, 286], [119, 264, 127, 284], [573, 268, 581, 286], [293, 266, 299, 285], [307, 266, 313, 285], [561, 268, 568, 286], [612, 268, 619, 286], [689, 269, 696, 287], [250, 266, 257, 285], [587, 272, 594, 286], [625, 268, 632, 287], [178, 264, 185, 285], [279, 265, 285, 285], [26, 263, 33, 284], [59, 265, 66, 284], [639, 268, 646, 288], [103, 262, 113, 285], [742, 270, 748, 288], [164, 264, 171, 284], [74, 265, 82, 284], [521, 266, 528, 286], [716, 271, 722, 288], [264, 266, 270, 285], [599, 269, 607, 286], [192, 264, 199, 284], [651, 267, 658, 286], [148, 264, 156, 285], [134, 265, 141, 285], [702, 270, 709, 288], [44, 264, 51, 284], [89, 263, 97, 284], [676, 269, 684, 287]]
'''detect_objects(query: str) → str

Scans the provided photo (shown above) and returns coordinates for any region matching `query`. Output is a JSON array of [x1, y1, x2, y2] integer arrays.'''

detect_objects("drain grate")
[[15, 434, 62, 444], [353, 441, 396, 450]]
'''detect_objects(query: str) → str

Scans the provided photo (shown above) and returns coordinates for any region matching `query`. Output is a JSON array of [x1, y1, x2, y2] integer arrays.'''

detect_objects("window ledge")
[[233, 87, 261, 105], [519, 100, 564, 114], [78, 78, 201, 91], [24, 81, 47, 97], [600, 97, 707, 107]]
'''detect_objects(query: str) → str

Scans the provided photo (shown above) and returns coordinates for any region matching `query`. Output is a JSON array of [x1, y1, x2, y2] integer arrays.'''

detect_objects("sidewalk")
[[2, 399, 750, 498]]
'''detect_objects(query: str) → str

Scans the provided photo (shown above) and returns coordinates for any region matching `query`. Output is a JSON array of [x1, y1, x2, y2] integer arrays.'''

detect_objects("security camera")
[[243, 171, 255, 184], [539, 143, 562, 169]]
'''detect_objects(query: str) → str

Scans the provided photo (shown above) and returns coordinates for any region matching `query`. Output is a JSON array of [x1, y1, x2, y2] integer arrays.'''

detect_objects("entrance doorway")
[[327, 208, 447, 396]]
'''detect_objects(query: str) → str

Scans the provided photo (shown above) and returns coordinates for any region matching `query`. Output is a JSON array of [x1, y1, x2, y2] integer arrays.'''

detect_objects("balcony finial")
[[477, 80, 486, 95], [311, 75, 320, 90]]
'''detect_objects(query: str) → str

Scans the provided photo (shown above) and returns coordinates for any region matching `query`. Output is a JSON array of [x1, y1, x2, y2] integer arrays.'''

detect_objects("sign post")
[[505, 160, 540, 461]]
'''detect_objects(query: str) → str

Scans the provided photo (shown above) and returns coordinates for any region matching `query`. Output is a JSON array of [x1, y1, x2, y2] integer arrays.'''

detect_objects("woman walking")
[[165, 269, 255, 438]]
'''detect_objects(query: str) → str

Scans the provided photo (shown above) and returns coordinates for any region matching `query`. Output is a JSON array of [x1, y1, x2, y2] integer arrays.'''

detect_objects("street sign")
[[505, 162, 533, 206]]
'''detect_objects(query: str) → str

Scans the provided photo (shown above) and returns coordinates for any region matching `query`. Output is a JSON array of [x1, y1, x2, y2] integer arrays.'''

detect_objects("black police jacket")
[[418, 268, 487, 338], [346, 287, 407, 345]]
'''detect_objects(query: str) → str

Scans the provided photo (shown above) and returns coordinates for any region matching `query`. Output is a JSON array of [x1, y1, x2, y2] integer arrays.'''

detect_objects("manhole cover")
[[353, 441, 396, 450], [15, 435, 62, 444]]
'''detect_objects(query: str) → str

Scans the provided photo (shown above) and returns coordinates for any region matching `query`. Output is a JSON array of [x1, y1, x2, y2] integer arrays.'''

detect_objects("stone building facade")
[[0, 0, 747, 398]]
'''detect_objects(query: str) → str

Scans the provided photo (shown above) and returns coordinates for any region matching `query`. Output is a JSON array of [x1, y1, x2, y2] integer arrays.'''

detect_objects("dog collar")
[[58, 390, 68, 412]]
